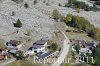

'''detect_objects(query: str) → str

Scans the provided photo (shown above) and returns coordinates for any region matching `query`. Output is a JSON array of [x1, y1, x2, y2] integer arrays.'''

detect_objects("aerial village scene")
[[0, 0, 100, 66]]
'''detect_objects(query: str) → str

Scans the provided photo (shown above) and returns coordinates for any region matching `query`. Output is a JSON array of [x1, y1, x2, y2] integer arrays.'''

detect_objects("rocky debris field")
[[0, 0, 100, 41], [0, 0, 57, 41]]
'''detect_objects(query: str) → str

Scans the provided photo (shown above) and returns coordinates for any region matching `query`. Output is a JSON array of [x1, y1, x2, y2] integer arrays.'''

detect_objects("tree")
[[73, 16, 80, 28], [95, 0, 100, 6], [87, 28, 95, 37], [24, 2, 29, 8], [88, 28, 100, 41], [67, 0, 99, 11], [93, 47, 100, 66], [74, 44, 80, 53], [16, 51, 24, 60], [65, 14, 72, 23], [33, 0, 37, 5], [65, 15, 93, 32], [49, 43, 58, 51], [64, 14, 100, 41], [52, 9, 60, 21], [14, 19, 22, 28], [93, 28, 100, 41], [68, 0, 76, 4]]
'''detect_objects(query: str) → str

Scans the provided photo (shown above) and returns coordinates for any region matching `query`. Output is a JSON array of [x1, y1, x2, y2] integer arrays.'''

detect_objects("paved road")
[[52, 31, 70, 66]]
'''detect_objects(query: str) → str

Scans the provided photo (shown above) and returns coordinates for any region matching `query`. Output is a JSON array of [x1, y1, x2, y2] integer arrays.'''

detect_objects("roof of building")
[[9, 49, 17, 53], [86, 42, 95, 47], [8, 40, 21, 45], [33, 39, 47, 45], [37, 51, 53, 59], [0, 55, 5, 60], [32, 44, 43, 49], [79, 48, 88, 53]]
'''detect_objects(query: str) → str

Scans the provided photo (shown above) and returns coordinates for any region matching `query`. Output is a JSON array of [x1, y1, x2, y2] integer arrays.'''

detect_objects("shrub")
[[58, 3, 62, 6], [24, 2, 29, 8], [68, 0, 100, 11], [33, 0, 37, 5], [16, 51, 24, 60], [74, 44, 80, 53], [76, 8, 80, 13], [68, 0, 76, 4], [88, 28, 100, 41], [65, 14, 93, 32], [49, 43, 58, 51], [46, 3, 49, 6], [94, 0, 100, 6], [26, 29, 32, 36], [14, 19, 22, 28], [65, 14, 72, 23], [52, 9, 60, 21], [93, 47, 100, 66], [11, 11, 15, 16]]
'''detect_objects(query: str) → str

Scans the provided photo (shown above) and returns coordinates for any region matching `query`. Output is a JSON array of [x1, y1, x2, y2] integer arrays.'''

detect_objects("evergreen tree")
[[14, 19, 22, 28]]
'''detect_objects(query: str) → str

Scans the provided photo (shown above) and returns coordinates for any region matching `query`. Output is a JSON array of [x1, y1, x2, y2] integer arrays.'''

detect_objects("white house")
[[79, 48, 88, 53], [79, 47, 93, 56], [32, 39, 48, 53], [25, 39, 48, 56]]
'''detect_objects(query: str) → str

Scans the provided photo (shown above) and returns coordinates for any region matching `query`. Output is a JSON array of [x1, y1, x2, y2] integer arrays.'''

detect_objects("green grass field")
[[0, 39, 5, 47]]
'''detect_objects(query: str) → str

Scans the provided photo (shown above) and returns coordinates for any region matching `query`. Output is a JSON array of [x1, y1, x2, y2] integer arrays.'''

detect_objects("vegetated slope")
[[0, 0, 56, 40]]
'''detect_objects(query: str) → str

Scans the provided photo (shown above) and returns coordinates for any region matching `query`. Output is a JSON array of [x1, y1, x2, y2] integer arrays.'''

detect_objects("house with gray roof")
[[6, 40, 23, 49], [25, 39, 48, 56], [32, 39, 48, 53], [33, 39, 48, 45]]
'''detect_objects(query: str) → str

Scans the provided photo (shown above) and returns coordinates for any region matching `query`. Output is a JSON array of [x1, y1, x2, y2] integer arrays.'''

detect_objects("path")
[[52, 31, 70, 66], [0, 58, 16, 66]]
